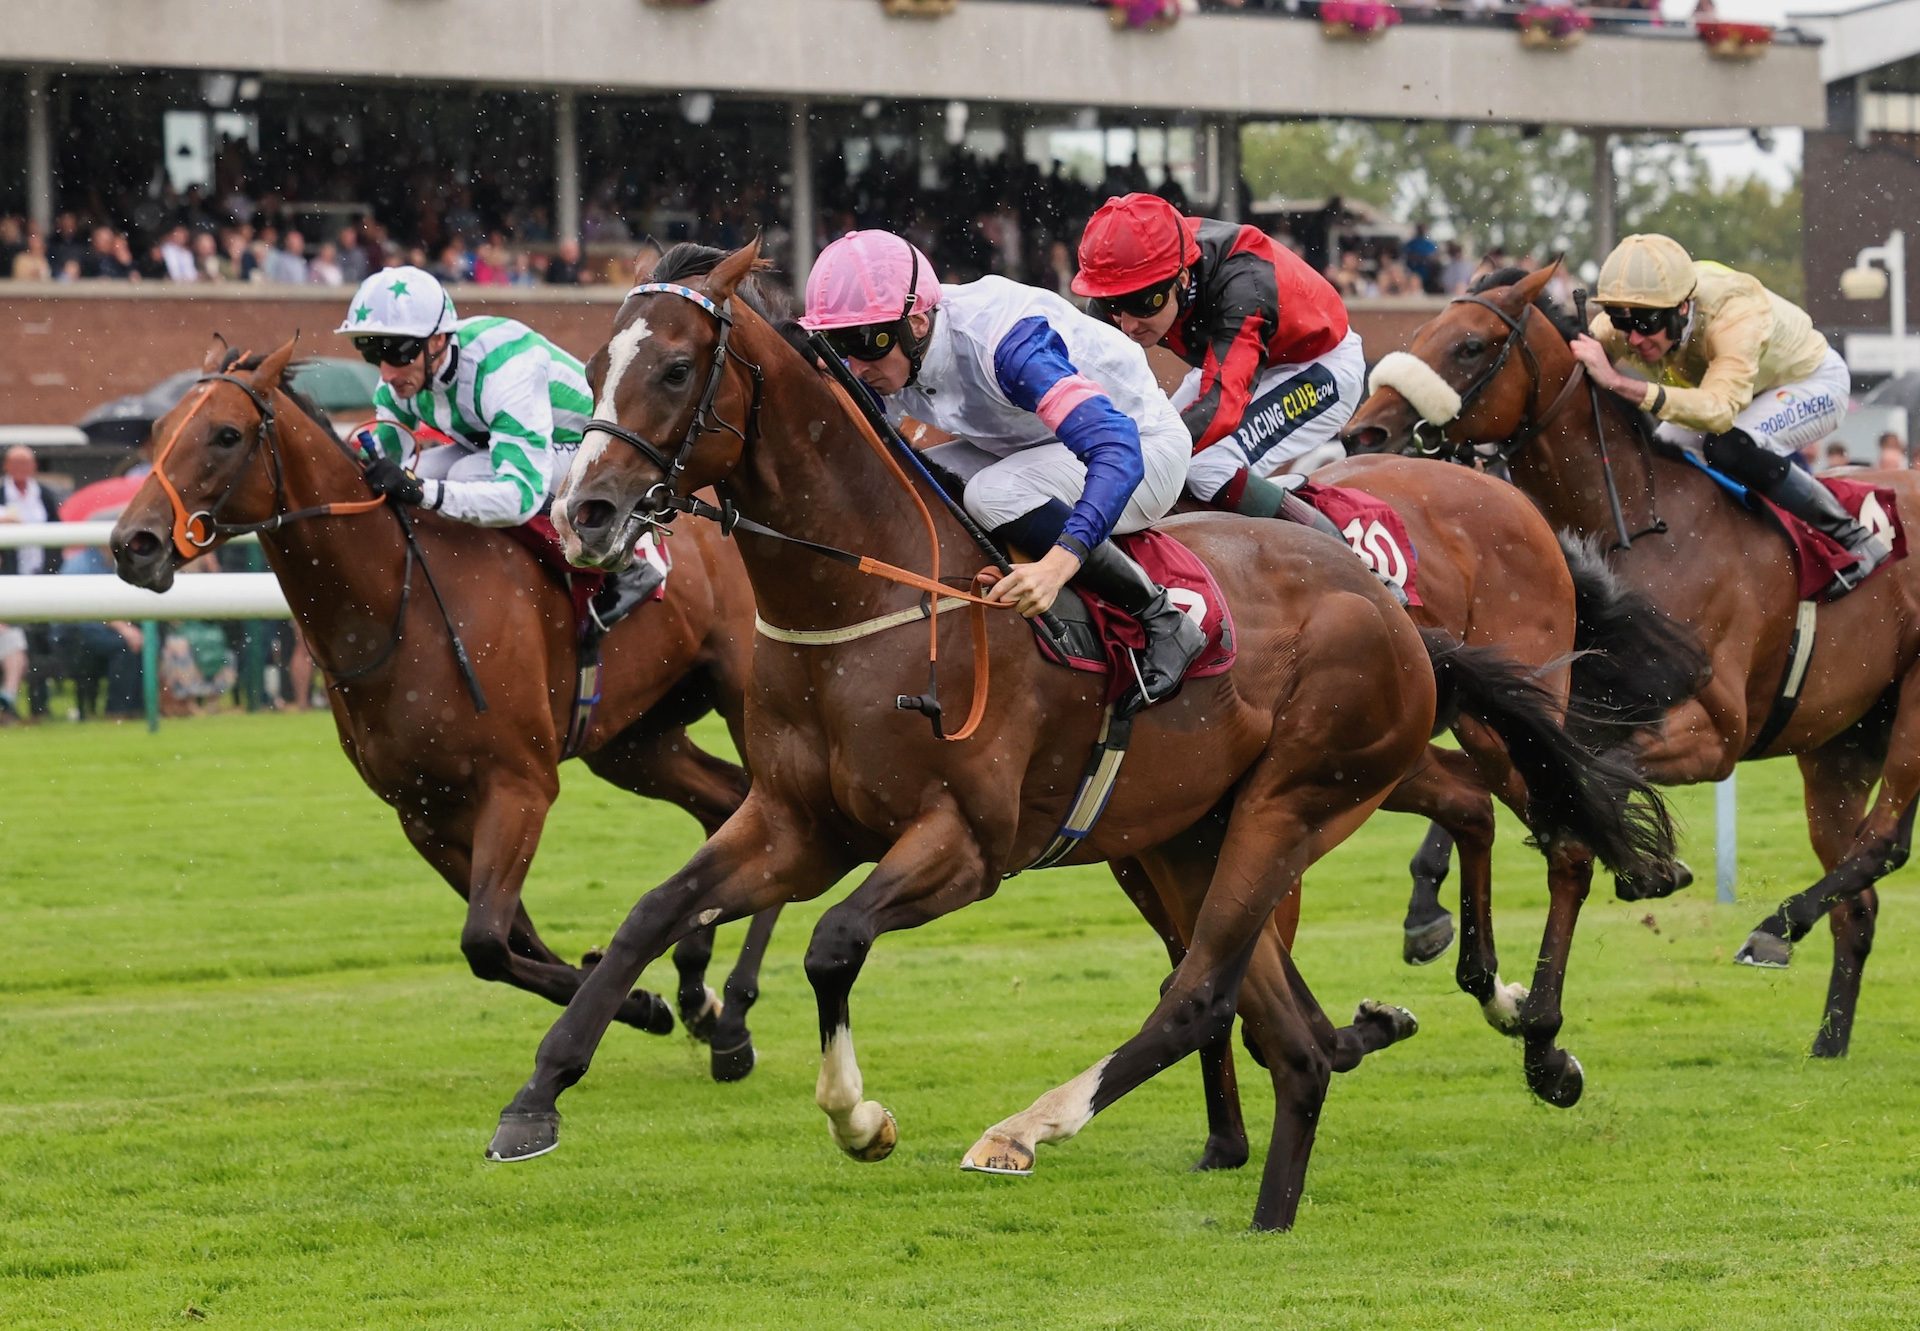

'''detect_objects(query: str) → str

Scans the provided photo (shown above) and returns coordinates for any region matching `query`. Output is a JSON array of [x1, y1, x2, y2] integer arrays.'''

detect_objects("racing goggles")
[[821, 319, 910, 364], [352, 334, 432, 368], [1094, 279, 1180, 322], [1602, 305, 1675, 338]]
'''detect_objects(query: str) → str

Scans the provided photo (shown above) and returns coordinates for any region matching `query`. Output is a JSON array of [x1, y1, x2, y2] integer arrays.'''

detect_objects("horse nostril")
[[122, 530, 162, 561], [1344, 425, 1389, 454], [572, 499, 616, 534]]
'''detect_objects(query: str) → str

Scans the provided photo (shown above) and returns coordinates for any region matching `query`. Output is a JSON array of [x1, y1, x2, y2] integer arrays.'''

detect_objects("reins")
[[586, 283, 1021, 742]]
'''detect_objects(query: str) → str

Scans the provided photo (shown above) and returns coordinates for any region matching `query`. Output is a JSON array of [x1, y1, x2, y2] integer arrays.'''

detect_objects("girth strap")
[[1743, 599, 1818, 759], [1012, 703, 1136, 875]]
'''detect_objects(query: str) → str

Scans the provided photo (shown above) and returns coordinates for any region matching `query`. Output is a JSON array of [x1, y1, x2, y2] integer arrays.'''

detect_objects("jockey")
[[335, 265, 593, 526], [1572, 233, 1889, 593], [799, 229, 1206, 709], [1072, 193, 1367, 527]]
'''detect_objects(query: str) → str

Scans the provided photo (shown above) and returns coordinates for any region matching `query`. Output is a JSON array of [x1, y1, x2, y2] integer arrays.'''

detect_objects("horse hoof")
[[681, 987, 723, 1044], [1190, 1138, 1250, 1172], [626, 990, 675, 1036], [1734, 930, 1791, 969], [1810, 1025, 1851, 1059], [1355, 998, 1420, 1046], [1525, 1051, 1584, 1108], [710, 1038, 756, 1084], [1479, 981, 1528, 1037], [486, 1111, 560, 1162], [1402, 914, 1454, 966], [580, 947, 605, 968], [1614, 859, 1692, 902], [961, 1132, 1034, 1176], [837, 1106, 897, 1163]]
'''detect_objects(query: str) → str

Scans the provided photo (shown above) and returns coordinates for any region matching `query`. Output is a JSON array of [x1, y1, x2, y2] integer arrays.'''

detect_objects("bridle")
[[149, 368, 385, 560], [145, 365, 487, 706], [1411, 294, 1665, 551], [578, 281, 763, 528]]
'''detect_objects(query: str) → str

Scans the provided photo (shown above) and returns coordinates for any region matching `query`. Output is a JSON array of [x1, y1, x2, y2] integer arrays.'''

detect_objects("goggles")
[[1094, 280, 1180, 324], [821, 319, 910, 364], [352, 334, 432, 368], [1603, 304, 1675, 337]]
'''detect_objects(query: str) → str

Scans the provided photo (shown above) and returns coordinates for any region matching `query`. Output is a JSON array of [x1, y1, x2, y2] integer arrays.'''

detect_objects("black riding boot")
[[1761, 464, 1891, 595], [1072, 540, 1208, 713]]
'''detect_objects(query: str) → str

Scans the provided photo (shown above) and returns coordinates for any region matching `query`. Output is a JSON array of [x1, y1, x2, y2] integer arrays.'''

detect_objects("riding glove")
[[363, 456, 427, 506]]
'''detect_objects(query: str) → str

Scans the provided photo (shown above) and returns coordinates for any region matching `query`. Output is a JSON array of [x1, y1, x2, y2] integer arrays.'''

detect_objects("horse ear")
[[201, 334, 232, 373], [250, 337, 299, 393], [702, 237, 764, 304], [631, 241, 663, 285], [1506, 263, 1560, 309]]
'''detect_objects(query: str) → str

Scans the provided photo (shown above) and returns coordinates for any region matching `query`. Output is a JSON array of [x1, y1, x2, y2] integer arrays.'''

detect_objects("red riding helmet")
[[1072, 193, 1199, 299]]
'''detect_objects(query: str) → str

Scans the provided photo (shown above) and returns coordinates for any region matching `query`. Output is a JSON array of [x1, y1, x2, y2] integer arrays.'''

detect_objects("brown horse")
[[1129, 455, 1699, 1181], [1344, 263, 1920, 1058], [482, 241, 1671, 1230], [108, 343, 781, 1076]]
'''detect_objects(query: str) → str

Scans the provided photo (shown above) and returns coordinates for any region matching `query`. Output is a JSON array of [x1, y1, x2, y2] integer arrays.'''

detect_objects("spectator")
[[158, 560, 239, 716], [336, 225, 370, 285], [0, 216, 22, 274], [47, 212, 86, 272], [1821, 441, 1855, 473], [1375, 247, 1421, 296], [544, 237, 584, 285], [52, 543, 146, 720], [11, 226, 52, 281], [1404, 222, 1439, 291], [82, 225, 134, 280], [471, 232, 512, 285], [1877, 431, 1907, 471], [308, 240, 345, 287], [1438, 240, 1474, 295], [264, 230, 310, 284], [0, 445, 64, 721], [191, 231, 222, 281], [159, 224, 199, 282]]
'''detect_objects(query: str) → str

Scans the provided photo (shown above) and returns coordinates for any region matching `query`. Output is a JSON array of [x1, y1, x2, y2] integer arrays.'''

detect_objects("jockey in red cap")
[[1075, 194, 1388, 592]]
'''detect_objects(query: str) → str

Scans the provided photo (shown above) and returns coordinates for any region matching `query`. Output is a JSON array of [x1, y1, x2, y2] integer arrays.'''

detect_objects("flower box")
[[1697, 20, 1773, 58], [642, 0, 712, 7], [1107, 0, 1184, 29], [884, 0, 957, 15], [1516, 4, 1591, 48], [1319, 0, 1401, 38]]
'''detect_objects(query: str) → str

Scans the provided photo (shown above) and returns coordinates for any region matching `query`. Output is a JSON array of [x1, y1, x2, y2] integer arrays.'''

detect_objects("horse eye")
[[663, 361, 693, 388], [1458, 338, 1485, 359], [212, 424, 245, 448]]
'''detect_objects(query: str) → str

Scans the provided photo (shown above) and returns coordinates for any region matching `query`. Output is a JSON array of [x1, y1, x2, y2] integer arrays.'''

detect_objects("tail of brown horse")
[[1420, 628, 1678, 883], [1558, 533, 1713, 751]]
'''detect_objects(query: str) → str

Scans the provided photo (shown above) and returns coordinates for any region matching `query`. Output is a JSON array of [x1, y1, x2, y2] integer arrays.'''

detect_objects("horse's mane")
[[214, 347, 336, 438], [650, 243, 804, 346], [1468, 267, 1668, 457]]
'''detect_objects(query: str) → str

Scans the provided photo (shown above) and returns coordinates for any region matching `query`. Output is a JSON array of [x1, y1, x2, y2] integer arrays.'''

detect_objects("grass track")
[[3, 712, 1918, 1329]]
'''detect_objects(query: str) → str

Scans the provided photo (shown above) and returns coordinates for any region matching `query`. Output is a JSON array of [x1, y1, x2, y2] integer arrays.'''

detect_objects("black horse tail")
[[1559, 532, 1711, 751], [1421, 627, 1678, 883]]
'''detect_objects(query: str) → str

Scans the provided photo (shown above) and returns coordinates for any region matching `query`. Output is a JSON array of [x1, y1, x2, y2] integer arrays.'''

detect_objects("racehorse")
[[108, 343, 781, 1078], [1127, 456, 1701, 1178], [482, 240, 1672, 1230], [1343, 263, 1920, 1059]]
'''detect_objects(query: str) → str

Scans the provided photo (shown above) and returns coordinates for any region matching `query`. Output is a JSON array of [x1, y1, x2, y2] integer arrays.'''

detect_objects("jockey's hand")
[[983, 544, 1081, 619], [1570, 335, 1626, 393], [363, 456, 426, 506]]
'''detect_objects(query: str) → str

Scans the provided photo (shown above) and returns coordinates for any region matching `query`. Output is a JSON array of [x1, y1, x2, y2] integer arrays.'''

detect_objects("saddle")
[[1675, 452, 1907, 602], [1033, 528, 1236, 704]]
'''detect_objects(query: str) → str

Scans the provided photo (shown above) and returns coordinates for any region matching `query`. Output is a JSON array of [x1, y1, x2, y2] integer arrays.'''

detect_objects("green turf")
[[2, 712, 1917, 1329]]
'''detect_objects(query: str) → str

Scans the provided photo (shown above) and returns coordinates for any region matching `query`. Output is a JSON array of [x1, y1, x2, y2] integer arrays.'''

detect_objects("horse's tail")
[[1421, 627, 1678, 882], [1559, 531, 1711, 750]]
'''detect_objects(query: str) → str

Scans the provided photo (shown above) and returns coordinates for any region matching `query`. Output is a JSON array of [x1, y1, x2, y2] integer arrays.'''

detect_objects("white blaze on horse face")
[[576, 315, 654, 479]]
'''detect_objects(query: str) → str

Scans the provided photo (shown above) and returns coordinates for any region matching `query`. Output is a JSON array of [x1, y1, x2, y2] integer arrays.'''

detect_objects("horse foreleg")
[[1403, 822, 1457, 965], [1512, 843, 1594, 1107], [806, 802, 995, 1163], [487, 796, 848, 1163], [705, 902, 785, 1083]]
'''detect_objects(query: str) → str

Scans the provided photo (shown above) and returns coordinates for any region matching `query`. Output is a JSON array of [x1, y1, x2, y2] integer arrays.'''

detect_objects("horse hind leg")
[[705, 902, 784, 1083], [1403, 822, 1457, 965]]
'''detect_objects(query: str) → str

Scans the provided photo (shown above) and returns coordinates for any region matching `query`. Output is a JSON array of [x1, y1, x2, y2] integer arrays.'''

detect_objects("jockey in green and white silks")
[[336, 266, 593, 526]]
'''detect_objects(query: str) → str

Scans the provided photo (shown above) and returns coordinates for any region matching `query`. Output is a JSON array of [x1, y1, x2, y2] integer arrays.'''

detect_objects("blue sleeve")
[[991, 316, 1146, 556]]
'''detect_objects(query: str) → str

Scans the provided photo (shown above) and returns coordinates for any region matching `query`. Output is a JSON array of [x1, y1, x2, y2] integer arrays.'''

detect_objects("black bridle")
[[1415, 294, 1663, 551], [579, 281, 762, 529]]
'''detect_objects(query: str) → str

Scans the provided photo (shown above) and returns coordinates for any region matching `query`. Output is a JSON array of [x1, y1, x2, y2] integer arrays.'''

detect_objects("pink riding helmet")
[[800, 231, 944, 330]]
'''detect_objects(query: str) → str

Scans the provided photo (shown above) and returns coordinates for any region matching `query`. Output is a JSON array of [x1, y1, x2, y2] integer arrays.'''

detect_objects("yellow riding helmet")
[[1596, 234, 1696, 308]]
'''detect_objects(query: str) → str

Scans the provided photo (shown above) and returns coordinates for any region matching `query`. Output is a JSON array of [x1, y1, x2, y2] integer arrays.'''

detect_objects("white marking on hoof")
[[815, 1024, 897, 1158], [1481, 979, 1527, 1035], [961, 1134, 1035, 1176]]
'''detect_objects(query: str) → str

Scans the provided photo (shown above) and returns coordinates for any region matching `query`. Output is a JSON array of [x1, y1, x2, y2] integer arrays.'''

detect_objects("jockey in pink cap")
[[801, 230, 1204, 711]]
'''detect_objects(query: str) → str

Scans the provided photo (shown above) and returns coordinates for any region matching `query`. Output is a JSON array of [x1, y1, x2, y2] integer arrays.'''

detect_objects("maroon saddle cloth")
[[502, 516, 670, 641], [1032, 528, 1237, 703], [1292, 480, 1422, 607], [1765, 475, 1907, 601]]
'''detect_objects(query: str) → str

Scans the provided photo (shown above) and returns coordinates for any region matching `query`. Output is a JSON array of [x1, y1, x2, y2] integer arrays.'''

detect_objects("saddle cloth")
[[1292, 480, 1422, 607], [1677, 454, 1907, 601], [503, 516, 671, 641], [1033, 528, 1236, 702]]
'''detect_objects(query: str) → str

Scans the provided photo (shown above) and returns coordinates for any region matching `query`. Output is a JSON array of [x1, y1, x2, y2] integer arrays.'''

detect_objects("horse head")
[[112, 338, 300, 591], [558, 239, 766, 570], [1342, 262, 1564, 460]]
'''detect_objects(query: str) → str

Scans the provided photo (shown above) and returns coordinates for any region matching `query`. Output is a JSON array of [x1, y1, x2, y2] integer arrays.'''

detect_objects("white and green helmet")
[[336, 266, 454, 340]]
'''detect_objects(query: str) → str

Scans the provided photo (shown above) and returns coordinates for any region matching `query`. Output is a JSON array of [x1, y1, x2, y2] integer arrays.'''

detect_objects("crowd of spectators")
[[1193, 0, 1671, 23]]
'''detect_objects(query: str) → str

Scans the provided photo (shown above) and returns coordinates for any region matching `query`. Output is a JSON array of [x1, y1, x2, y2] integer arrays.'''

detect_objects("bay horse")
[[1131, 456, 1700, 1179], [108, 343, 781, 1077], [1343, 263, 1920, 1059], [483, 240, 1672, 1230]]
